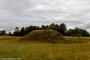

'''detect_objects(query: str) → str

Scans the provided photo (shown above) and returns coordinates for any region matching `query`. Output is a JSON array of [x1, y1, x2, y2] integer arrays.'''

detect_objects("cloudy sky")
[[0, 0, 90, 32]]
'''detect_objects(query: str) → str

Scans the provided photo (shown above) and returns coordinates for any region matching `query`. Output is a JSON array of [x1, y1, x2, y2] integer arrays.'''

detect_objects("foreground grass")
[[0, 36, 90, 60]]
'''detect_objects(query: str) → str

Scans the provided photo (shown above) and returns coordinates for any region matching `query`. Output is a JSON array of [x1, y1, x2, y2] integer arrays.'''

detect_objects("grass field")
[[0, 36, 90, 60]]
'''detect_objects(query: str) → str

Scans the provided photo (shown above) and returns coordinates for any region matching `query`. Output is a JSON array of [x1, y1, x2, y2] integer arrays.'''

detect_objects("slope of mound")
[[22, 30, 64, 42]]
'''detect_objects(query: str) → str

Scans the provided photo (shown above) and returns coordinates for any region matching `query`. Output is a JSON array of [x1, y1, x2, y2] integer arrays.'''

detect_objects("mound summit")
[[23, 30, 64, 42]]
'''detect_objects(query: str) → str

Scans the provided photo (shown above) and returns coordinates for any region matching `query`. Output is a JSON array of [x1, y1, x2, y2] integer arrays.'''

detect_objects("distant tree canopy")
[[13, 27, 20, 36], [67, 27, 90, 37], [0, 30, 6, 35], [13, 23, 90, 37], [48, 23, 67, 35]]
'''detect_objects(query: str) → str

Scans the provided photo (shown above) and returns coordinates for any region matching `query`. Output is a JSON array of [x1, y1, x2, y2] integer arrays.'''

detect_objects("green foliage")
[[48, 23, 67, 35], [13, 27, 20, 36], [19, 27, 25, 36], [58, 23, 67, 35], [67, 27, 90, 37], [0, 30, 6, 35], [41, 25, 48, 29], [8, 32, 12, 36], [13, 23, 90, 37], [48, 23, 59, 31]]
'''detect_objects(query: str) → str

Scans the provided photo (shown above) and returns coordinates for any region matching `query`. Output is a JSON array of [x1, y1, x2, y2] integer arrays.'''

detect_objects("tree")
[[2, 30, 6, 35], [48, 23, 56, 30], [48, 23, 59, 32], [12, 23, 90, 37], [0, 30, 6, 35], [41, 25, 48, 29], [59, 23, 67, 35], [80, 29, 90, 37], [8, 32, 12, 36], [13, 27, 20, 36], [20, 27, 25, 36], [67, 27, 90, 37], [15, 27, 19, 32]]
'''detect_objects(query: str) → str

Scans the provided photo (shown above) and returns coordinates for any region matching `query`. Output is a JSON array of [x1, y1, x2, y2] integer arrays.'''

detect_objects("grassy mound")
[[22, 30, 64, 42]]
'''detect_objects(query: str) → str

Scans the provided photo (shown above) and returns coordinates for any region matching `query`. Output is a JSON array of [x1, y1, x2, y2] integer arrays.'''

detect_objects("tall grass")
[[0, 36, 89, 60]]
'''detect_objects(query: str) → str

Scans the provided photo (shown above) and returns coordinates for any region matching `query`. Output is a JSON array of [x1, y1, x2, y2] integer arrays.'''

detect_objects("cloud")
[[0, 0, 90, 32], [0, 0, 30, 16]]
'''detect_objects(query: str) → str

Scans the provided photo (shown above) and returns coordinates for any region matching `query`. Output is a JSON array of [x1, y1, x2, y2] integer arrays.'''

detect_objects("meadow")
[[0, 36, 90, 60]]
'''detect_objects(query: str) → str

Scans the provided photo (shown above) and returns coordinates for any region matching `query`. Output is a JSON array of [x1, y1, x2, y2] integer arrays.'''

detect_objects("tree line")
[[13, 23, 90, 37], [0, 30, 6, 35]]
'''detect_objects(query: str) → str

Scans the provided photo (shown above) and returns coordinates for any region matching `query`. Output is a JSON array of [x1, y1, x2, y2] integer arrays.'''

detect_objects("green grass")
[[0, 36, 90, 60]]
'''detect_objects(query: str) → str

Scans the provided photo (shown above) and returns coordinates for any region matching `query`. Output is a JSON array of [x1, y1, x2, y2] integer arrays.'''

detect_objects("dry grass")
[[23, 30, 64, 42], [0, 36, 90, 60]]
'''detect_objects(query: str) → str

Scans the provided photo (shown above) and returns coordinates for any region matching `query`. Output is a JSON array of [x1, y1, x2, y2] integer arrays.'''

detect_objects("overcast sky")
[[0, 0, 90, 32]]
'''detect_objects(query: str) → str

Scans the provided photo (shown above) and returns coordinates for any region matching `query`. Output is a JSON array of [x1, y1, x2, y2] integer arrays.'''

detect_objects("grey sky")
[[0, 0, 90, 32]]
